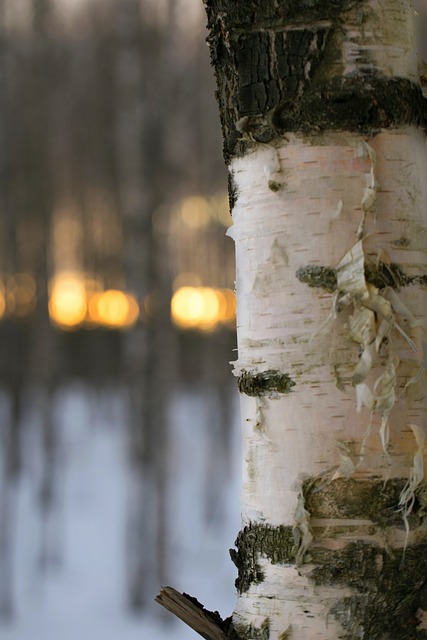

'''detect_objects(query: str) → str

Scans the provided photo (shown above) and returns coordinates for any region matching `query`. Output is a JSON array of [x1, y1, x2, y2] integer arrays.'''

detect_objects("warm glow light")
[[0, 280, 5, 320], [171, 286, 224, 331], [5, 276, 16, 314], [198, 288, 221, 331], [83, 277, 104, 327], [180, 196, 210, 229], [92, 290, 139, 328], [87, 293, 103, 325], [219, 288, 236, 324], [171, 287, 203, 328], [49, 273, 87, 328]]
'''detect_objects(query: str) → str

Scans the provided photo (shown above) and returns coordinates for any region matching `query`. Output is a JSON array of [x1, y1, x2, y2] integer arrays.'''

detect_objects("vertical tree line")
[[0, 0, 235, 619]]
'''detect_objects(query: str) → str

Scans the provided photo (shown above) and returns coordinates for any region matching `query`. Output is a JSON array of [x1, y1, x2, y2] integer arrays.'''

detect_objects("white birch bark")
[[223, 2, 427, 638], [230, 126, 427, 639]]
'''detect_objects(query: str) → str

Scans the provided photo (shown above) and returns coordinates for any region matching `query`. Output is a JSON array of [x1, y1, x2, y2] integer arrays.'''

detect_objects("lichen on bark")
[[296, 262, 427, 292], [303, 477, 427, 528], [312, 541, 427, 639], [237, 370, 295, 397], [232, 618, 270, 640], [230, 523, 294, 593], [295, 265, 337, 292], [230, 479, 427, 596]]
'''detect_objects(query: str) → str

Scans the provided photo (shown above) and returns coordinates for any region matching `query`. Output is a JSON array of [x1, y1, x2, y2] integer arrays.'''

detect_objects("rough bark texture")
[[231, 479, 427, 594], [205, 0, 427, 161]]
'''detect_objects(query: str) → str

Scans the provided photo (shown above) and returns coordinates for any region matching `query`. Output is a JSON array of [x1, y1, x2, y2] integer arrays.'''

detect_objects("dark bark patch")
[[230, 479, 427, 598], [296, 262, 427, 292], [237, 369, 296, 396], [273, 76, 427, 134], [204, 0, 427, 162], [228, 78, 427, 161], [231, 523, 427, 636], [311, 541, 427, 639], [303, 477, 426, 528], [230, 523, 295, 593], [393, 237, 411, 248], [204, 0, 360, 30], [295, 265, 337, 292], [228, 169, 239, 211]]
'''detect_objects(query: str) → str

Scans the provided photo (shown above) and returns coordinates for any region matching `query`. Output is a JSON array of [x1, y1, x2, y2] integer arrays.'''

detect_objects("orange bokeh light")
[[0, 281, 5, 320], [88, 289, 139, 328], [171, 286, 235, 332], [49, 273, 87, 329]]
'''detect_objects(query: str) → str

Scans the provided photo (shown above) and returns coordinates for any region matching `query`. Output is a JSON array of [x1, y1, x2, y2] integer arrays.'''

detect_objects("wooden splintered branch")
[[155, 586, 229, 640]]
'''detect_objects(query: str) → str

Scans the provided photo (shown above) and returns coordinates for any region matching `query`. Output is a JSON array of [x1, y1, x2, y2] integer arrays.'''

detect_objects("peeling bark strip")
[[237, 370, 295, 396], [204, 0, 427, 161], [296, 263, 427, 292]]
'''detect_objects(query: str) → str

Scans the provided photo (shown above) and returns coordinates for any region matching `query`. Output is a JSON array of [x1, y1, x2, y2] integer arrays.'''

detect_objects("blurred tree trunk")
[[0, 0, 25, 618], [200, 1, 427, 637], [28, 0, 61, 576], [113, 0, 173, 610], [0, 387, 21, 619]]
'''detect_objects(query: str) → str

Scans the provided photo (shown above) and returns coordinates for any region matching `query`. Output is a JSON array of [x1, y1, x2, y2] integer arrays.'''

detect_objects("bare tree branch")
[[155, 586, 229, 640]]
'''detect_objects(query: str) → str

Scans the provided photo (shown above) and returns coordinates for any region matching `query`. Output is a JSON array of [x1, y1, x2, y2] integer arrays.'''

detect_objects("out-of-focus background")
[[0, 1, 240, 639], [0, 2, 426, 640]]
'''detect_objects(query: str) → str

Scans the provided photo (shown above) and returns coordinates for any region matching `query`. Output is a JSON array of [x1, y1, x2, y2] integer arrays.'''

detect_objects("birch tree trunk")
[[201, 1, 427, 638]]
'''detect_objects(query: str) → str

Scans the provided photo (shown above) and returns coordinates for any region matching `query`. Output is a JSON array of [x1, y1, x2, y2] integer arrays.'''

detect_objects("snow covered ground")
[[0, 384, 241, 640]]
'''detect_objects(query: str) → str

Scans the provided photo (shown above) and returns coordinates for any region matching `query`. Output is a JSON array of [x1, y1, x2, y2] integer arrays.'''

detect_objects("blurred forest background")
[[0, 0, 239, 636], [0, 1, 426, 639]]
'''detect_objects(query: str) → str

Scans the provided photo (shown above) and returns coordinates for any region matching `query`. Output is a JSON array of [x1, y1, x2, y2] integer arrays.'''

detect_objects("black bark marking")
[[228, 169, 239, 211], [204, 0, 360, 29], [272, 77, 427, 136], [205, 1, 427, 161], [296, 263, 427, 292], [230, 523, 295, 593], [238, 369, 296, 396]]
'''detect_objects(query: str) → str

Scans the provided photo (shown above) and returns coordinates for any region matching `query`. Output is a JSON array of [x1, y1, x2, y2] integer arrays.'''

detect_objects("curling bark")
[[202, 1, 427, 638]]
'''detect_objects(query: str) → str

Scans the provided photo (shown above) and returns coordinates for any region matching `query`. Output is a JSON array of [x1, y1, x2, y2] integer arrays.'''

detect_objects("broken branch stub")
[[155, 587, 229, 640]]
